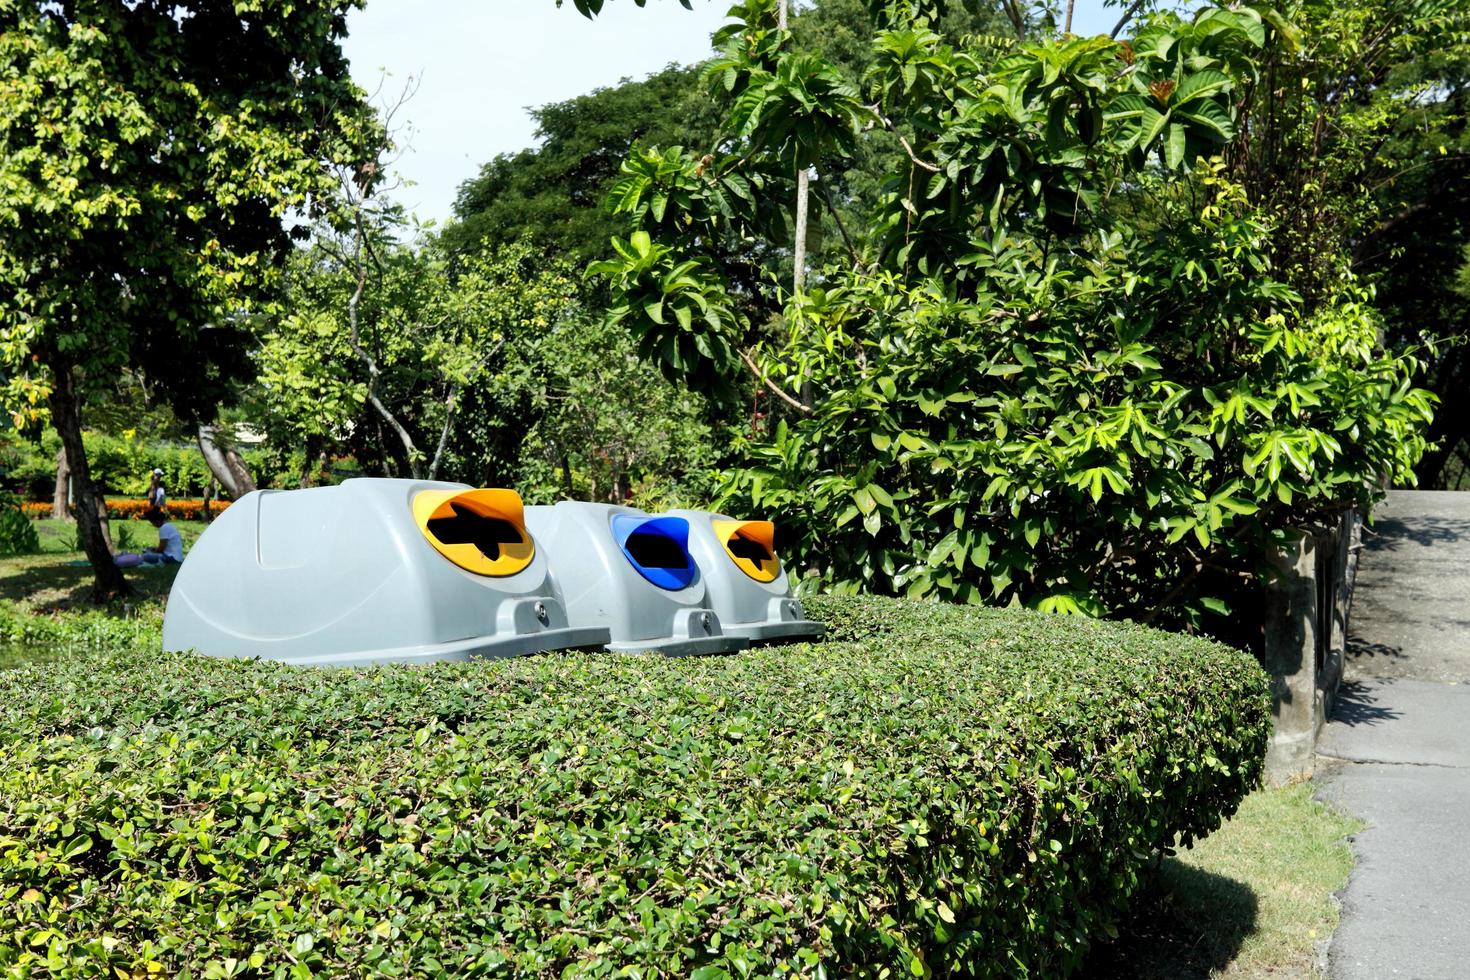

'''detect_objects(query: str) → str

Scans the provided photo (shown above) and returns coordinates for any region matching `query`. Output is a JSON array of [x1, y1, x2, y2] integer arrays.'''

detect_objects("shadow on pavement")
[[1329, 679, 1402, 728], [1363, 515, 1470, 553], [1078, 862, 1258, 979], [1345, 636, 1406, 664]]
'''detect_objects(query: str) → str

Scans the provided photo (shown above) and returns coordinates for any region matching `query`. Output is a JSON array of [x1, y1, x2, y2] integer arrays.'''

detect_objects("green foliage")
[[256, 237, 579, 480], [0, 593, 1268, 976], [720, 172, 1432, 626], [514, 314, 720, 507], [471, 0, 1006, 336], [1289, 0, 1470, 488], [262, 227, 722, 502], [110, 522, 139, 554], [589, 228, 746, 396], [589, 0, 1436, 636], [1231, 0, 1463, 302], [83, 434, 214, 499], [1, 431, 215, 501], [0, 492, 38, 556], [0, 437, 54, 502], [0, 0, 375, 425], [0, 601, 159, 651], [442, 65, 716, 264]]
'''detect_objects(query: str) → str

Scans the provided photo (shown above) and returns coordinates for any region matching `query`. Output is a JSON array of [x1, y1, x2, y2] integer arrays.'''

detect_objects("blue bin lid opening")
[[611, 515, 696, 590]]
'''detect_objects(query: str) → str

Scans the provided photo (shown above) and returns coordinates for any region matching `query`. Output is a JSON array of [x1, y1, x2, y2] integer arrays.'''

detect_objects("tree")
[[258, 229, 721, 503], [458, 0, 1007, 312], [1298, 0, 1470, 488], [255, 235, 583, 482], [442, 65, 717, 264], [1226, 0, 1466, 304], [515, 314, 719, 505], [1210, 0, 1470, 486], [0, 0, 375, 598], [588, 0, 1435, 640]]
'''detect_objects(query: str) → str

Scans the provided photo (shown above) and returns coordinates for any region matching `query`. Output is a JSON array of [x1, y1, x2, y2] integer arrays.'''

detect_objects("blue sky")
[[341, 0, 1122, 225]]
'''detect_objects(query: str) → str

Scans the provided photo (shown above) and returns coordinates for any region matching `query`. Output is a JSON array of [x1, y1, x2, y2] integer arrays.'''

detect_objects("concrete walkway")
[[1316, 490, 1470, 980]]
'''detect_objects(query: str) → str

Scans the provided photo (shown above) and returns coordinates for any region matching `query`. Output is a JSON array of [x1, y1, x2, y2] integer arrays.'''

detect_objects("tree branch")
[[816, 172, 863, 268], [739, 348, 811, 413], [345, 211, 423, 478], [1111, 0, 1146, 39], [426, 339, 505, 480], [866, 104, 941, 173]]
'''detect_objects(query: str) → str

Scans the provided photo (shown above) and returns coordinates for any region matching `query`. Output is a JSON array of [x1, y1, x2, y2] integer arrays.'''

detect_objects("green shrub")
[[0, 492, 39, 556], [0, 432, 217, 501], [0, 602, 162, 650], [0, 594, 1268, 977], [592, 4, 1434, 640]]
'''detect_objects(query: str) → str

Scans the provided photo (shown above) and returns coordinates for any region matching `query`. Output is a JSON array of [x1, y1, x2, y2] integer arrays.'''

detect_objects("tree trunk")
[[201, 478, 216, 523], [48, 365, 130, 599], [92, 488, 114, 555], [793, 166, 810, 295], [298, 436, 318, 489], [344, 216, 423, 479], [197, 425, 258, 499], [51, 447, 70, 520]]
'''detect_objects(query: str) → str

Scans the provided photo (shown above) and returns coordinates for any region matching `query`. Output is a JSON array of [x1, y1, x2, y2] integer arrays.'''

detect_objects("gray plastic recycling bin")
[[668, 509, 825, 643], [162, 479, 610, 666], [523, 501, 748, 656]]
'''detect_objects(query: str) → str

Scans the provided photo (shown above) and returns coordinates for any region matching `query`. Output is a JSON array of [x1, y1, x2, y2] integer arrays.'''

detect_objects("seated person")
[[115, 508, 184, 567]]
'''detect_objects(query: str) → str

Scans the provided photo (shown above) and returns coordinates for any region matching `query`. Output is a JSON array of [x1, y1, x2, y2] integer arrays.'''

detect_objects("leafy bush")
[[81, 432, 211, 498], [591, 3, 1435, 640], [110, 521, 139, 554], [0, 432, 216, 501], [0, 601, 162, 651], [0, 594, 1268, 977], [0, 491, 39, 556], [719, 178, 1431, 632], [0, 439, 58, 502]]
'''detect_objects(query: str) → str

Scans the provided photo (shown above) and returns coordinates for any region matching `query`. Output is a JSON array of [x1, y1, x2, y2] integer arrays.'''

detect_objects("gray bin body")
[[162, 479, 609, 666], [669, 509, 825, 643], [524, 501, 748, 656]]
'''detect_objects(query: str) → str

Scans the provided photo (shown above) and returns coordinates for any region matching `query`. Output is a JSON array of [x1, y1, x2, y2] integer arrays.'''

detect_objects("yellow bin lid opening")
[[714, 519, 780, 583], [413, 488, 535, 577]]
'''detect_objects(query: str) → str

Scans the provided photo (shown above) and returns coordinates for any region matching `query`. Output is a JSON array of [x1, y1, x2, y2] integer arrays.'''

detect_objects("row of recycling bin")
[[161, 478, 823, 666]]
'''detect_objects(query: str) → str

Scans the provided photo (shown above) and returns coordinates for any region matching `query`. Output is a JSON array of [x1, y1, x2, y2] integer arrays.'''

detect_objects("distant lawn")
[[2, 517, 209, 614]]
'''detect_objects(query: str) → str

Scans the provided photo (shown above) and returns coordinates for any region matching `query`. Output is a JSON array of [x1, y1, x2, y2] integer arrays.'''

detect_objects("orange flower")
[[1148, 79, 1177, 104], [20, 499, 233, 521]]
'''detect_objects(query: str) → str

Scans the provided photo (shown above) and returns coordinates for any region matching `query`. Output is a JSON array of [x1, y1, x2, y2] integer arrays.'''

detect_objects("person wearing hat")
[[146, 468, 167, 510]]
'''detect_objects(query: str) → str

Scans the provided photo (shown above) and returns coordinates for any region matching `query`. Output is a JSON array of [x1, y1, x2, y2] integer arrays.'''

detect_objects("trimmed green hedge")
[[0, 595, 1268, 977]]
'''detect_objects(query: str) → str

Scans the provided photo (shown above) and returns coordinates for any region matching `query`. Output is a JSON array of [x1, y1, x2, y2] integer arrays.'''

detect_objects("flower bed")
[[22, 498, 231, 522]]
